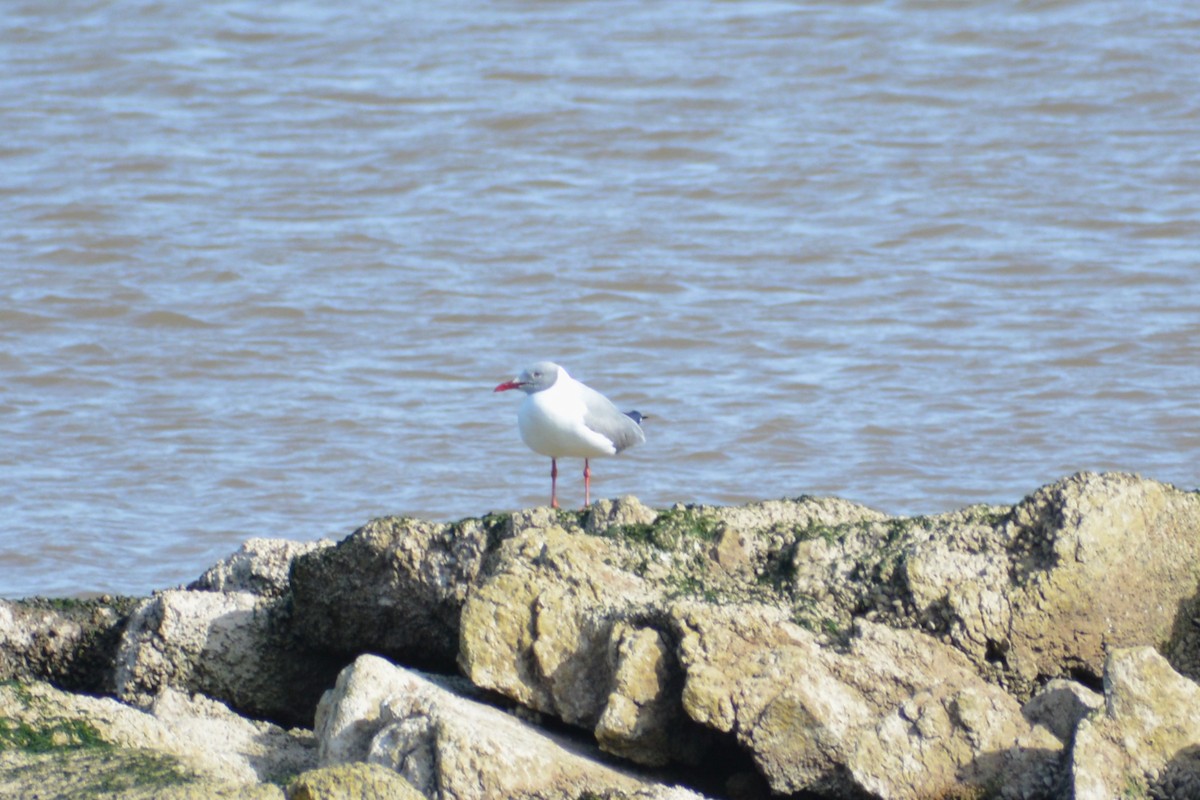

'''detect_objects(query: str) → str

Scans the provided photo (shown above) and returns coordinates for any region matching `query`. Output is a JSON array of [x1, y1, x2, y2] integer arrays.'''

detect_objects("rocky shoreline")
[[3, 471, 1200, 799]]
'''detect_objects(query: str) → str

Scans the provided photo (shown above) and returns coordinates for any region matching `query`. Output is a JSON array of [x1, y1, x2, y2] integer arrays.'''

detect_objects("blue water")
[[1, 0, 1198, 596]]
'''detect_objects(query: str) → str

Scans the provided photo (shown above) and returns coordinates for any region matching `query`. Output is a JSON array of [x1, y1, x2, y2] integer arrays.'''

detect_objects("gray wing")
[[580, 383, 646, 453]]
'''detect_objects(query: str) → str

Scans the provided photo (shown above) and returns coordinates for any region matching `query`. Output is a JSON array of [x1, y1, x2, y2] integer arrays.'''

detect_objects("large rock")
[[1071, 647, 1200, 800], [290, 515, 501, 670], [113, 589, 341, 727], [458, 495, 882, 710], [290, 494, 876, 677], [0, 596, 139, 693], [1002, 474, 1200, 690], [0, 679, 313, 797], [673, 603, 1062, 799], [790, 472, 1200, 695], [315, 654, 707, 800], [190, 537, 332, 598], [11, 474, 1198, 800], [459, 526, 655, 720], [458, 509, 1065, 797]]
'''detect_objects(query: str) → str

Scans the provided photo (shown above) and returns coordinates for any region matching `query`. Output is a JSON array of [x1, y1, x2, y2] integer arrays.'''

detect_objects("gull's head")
[[493, 361, 563, 394]]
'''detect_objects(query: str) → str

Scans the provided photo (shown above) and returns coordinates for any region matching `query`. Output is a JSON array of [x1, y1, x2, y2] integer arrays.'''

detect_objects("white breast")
[[517, 378, 618, 458]]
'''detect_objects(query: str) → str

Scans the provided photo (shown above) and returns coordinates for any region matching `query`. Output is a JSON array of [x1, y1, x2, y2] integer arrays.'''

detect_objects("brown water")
[[2, 0, 1198, 597]]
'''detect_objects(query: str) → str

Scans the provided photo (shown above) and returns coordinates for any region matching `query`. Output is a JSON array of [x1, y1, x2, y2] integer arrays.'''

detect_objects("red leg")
[[550, 458, 559, 509], [583, 459, 591, 508]]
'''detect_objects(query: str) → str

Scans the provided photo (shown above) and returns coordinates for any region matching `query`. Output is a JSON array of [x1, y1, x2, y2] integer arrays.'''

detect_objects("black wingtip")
[[624, 410, 647, 425]]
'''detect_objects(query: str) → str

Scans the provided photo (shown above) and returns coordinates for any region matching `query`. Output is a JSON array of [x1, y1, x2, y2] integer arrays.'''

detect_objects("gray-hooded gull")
[[494, 361, 645, 508]]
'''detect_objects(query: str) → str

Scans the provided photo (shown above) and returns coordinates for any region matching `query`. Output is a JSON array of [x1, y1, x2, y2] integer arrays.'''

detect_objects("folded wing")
[[580, 384, 646, 453]]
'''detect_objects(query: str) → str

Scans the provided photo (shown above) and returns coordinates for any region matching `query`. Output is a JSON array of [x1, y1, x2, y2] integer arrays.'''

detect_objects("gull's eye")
[[533, 371, 542, 378]]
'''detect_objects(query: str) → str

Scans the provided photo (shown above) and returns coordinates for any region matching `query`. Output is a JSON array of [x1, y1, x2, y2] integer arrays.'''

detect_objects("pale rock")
[[287, 761, 424, 800], [459, 526, 656, 725], [712, 495, 886, 535], [1071, 647, 1200, 800], [584, 495, 659, 534], [788, 473, 1200, 696], [0, 680, 314, 789], [671, 603, 1062, 798], [1002, 474, 1200, 692], [1021, 678, 1103, 744], [316, 654, 706, 800], [672, 602, 872, 795], [115, 590, 264, 708], [189, 536, 332, 597], [114, 589, 336, 726], [315, 649, 416, 765]]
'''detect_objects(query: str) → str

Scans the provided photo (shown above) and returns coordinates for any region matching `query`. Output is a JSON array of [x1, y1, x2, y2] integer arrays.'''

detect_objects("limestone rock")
[[114, 589, 340, 727], [584, 495, 661, 534], [1003, 474, 1200, 691], [671, 602, 859, 794], [595, 623, 697, 766], [1022, 678, 1103, 744], [458, 495, 1075, 792], [287, 761, 424, 800], [671, 604, 1062, 798], [13, 476, 1197, 800], [1071, 647, 1200, 800], [0, 596, 139, 693], [789, 472, 1200, 695], [316, 654, 705, 800], [314, 649, 418, 765], [458, 494, 882, 767], [190, 537, 332, 597], [459, 526, 655, 722], [290, 515, 498, 669], [0, 679, 314, 795], [711, 495, 887, 540]]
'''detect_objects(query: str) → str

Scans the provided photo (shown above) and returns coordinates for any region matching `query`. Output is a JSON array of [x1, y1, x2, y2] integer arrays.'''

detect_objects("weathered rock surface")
[[0, 679, 313, 797], [0, 596, 139, 693], [674, 603, 1062, 799], [189, 536, 332, 598], [458, 496, 885, 768], [1071, 647, 1200, 800], [458, 495, 1075, 797], [459, 526, 657, 724], [316, 653, 707, 800], [789, 472, 1200, 696], [289, 515, 500, 670], [114, 588, 342, 727], [1021, 678, 1104, 745], [287, 761, 425, 800], [4, 473, 1200, 800]]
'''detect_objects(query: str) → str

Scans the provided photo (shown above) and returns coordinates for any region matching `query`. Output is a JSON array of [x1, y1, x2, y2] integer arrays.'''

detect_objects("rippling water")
[[2, 0, 1198, 597]]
